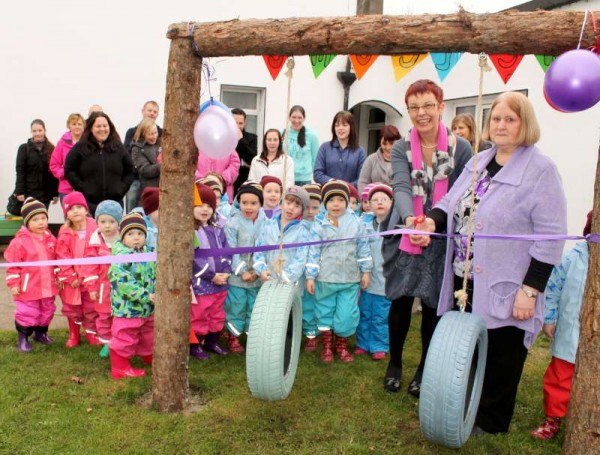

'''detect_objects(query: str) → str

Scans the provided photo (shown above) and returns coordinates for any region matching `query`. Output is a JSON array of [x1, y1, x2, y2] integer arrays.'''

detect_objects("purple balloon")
[[543, 49, 600, 113], [193, 106, 238, 159]]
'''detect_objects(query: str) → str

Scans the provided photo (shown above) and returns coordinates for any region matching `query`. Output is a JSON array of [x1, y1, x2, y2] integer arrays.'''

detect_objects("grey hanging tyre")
[[246, 280, 302, 401], [419, 311, 488, 449]]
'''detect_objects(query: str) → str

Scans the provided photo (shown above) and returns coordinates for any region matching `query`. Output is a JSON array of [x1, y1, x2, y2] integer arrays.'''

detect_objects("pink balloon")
[[194, 105, 238, 159]]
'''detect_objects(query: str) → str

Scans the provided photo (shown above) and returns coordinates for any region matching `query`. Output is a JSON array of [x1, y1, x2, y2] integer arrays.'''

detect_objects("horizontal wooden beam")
[[167, 10, 599, 57]]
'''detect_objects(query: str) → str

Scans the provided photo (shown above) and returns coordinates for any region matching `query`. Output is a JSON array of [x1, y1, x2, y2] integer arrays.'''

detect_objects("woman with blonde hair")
[[131, 118, 161, 191], [451, 112, 491, 152]]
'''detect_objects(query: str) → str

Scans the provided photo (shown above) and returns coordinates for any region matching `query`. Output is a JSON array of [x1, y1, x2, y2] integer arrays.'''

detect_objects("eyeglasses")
[[370, 197, 391, 204], [407, 102, 437, 114]]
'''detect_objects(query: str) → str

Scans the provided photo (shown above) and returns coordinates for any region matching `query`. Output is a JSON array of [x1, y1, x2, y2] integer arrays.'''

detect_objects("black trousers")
[[387, 296, 439, 375], [453, 274, 528, 433]]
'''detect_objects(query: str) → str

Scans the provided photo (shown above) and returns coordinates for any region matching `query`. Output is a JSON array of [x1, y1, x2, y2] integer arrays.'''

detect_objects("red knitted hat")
[[195, 183, 217, 211], [141, 187, 160, 215], [62, 191, 89, 217], [348, 184, 359, 201], [260, 175, 283, 191], [368, 183, 393, 201]]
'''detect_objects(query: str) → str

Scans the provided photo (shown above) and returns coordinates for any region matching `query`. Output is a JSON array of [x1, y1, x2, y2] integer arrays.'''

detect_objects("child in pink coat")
[[56, 191, 101, 348], [195, 150, 240, 202], [4, 198, 59, 352]]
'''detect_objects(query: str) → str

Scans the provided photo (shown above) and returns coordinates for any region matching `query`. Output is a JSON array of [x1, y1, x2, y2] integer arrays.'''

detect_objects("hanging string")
[[577, 11, 590, 49], [454, 53, 491, 312], [201, 61, 217, 100], [274, 57, 295, 277], [187, 23, 204, 59]]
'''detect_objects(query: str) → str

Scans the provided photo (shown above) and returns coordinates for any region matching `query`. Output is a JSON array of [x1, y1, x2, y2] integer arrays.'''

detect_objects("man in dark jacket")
[[231, 108, 258, 197]]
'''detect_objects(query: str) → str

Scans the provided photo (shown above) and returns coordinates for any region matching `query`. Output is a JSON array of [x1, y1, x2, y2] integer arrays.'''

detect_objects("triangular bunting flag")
[[390, 54, 427, 82], [193, 183, 202, 207], [349, 55, 379, 80], [430, 53, 463, 81], [535, 54, 557, 73], [263, 55, 287, 80], [310, 54, 336, 79], [489, 54, 524, 84]]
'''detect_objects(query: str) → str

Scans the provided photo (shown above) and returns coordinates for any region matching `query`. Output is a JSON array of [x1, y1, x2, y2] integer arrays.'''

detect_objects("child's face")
[[361, 199, 370, 213], [194, 203, 214, 225], [27, 213, 48, 235], [304, 199, 321, 221], [97, 214, 118, 238], [263, 183, 281, 209], [349, 197, 358, 212], [369, 191, 392, 217], [67, 204, 88, 224], [282, 196, 303, 221], [325, 196, 347, 218], [122, 228, 146, 250], [239, 193, 261, 219]]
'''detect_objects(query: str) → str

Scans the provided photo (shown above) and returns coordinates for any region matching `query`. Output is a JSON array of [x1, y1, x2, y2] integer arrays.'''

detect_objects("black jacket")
[[15, 139, 58, 203], [236, 130, 258, 168], [64, 138, 135, 205]]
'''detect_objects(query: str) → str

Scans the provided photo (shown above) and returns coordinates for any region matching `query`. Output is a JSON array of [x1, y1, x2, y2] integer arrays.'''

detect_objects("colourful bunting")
[[349, 55, 379, 80], [310, 54, 336, 79], [430, 53, 463, 81], [489, 54, 524, 84], [390, 54, 428, 82], [263, 55, 287, 80], [535, 54, 557, 73]]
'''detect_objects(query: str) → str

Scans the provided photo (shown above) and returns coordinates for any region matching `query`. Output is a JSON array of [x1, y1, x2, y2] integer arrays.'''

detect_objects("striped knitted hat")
[[199, 174, 225, 195], [321, 180, 349, 206], [119, 212, 147, 240], [237, 181, 264, 205], [303, 183, 322, 201], [361, 182, 380, 201], [21, 197, 47, 227]]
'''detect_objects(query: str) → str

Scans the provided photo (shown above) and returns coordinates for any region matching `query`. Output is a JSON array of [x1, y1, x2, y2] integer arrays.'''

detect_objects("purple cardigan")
[[435, 145, 567, 348], [192, 224, 232, 296]]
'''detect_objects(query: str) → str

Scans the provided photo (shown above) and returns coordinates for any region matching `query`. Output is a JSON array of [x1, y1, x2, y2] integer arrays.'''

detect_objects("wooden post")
[[563, 146, 600, 455], [151, 34, 201, 412], [167, 10, 599, 56]]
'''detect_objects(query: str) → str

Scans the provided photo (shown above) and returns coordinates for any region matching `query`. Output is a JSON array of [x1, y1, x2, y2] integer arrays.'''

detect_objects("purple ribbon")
[[1, 228, 595, 268]]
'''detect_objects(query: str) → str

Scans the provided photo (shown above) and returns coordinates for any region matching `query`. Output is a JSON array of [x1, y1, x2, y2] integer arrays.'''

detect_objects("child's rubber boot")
[[99, 344, 110, 358], [204, 332, 228, 356], [65, 318, 81, 348], [109, 349, 146, 380], [320, 330, 334, 363], [17, 332, 32, 353], [335, 336, 354, 363]]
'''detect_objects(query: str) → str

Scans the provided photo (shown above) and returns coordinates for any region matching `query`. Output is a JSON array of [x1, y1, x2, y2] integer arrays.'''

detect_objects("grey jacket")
[[131, 141, 161, 189], [357, 149, 393, 194]]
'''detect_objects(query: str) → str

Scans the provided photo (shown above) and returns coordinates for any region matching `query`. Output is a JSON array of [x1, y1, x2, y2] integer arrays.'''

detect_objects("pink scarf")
[[399, 122, 451, 255]]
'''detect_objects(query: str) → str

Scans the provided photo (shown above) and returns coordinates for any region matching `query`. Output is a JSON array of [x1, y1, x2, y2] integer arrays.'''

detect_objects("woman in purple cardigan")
[[414, 92, 567, 434]]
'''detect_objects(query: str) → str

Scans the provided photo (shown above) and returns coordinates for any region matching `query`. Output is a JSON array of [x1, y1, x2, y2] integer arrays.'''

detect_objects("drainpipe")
[[337, 59, 357, 111]]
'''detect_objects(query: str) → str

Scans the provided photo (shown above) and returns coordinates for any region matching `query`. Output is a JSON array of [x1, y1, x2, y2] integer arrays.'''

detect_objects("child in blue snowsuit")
[[305, 180, 372, 364], [355, 183, 394, 361], [223, 182, 266, 353], [253, 185, 310, 285]]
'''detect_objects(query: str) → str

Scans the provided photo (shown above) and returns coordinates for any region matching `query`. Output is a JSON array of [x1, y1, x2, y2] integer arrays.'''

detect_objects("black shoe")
[[383, 364, 402, 393], [407, 370, 423, 398]]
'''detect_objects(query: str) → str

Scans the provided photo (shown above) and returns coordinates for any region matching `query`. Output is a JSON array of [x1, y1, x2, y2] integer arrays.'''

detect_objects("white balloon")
[[193, 105, 238, 159]]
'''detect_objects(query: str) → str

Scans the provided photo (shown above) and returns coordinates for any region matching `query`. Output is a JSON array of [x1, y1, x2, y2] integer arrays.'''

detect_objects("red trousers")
[[62, 290, 98, 334], [15, 298, 56, 328], [96, 312, 113, 343], [543, 356, 575, 418], [110, 315, 154, 359], [191, 291, 227, 336]]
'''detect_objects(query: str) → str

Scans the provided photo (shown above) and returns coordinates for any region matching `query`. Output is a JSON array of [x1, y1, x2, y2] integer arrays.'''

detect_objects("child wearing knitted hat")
[[79, 200, 123, 358], [140, 187, 159, 249], [355, 183, 393, 361], [55, 191, 101, 348], [200, 172, 232, 220], [253, 185, 311, 284], [305, 180, 373, 363], [4, 198, 59, 352], [260, 175, 283, 219], [189, 183, 232, 360], [301, 183, 322, 351], [348, 183, 360, 215], [108, 212, 156, 379], [223, 181, 267, 353]]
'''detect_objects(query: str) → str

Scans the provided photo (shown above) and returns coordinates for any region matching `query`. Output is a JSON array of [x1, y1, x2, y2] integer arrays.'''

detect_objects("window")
[[220, 85, 266, 147]]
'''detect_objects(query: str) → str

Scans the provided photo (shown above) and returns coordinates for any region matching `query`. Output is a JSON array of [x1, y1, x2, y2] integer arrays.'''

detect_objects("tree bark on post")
[[563, 146, 600, 455], [151, 35, 201, 412]]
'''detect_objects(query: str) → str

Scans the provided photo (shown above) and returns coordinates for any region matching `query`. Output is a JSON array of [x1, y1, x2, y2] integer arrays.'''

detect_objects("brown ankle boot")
[[335, 336, 354, 363], [320, 330, 334, 363]]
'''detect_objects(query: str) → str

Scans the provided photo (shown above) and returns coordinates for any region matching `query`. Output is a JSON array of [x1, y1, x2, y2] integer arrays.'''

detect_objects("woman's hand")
[[512, 288, 536, 320], [408, 216, 436, 247]]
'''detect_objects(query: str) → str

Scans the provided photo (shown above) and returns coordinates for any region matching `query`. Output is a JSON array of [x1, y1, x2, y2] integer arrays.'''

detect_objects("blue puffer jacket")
[[224, 209, 267, 289], [544, 241, 588, 363], [306, 208, 372, 283], [253, 216, 310, 284], [361, 213, 386, 296]]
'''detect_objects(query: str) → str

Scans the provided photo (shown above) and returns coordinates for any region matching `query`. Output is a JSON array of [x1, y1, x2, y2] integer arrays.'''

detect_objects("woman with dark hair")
[[381, 79, 472, 397], [65, 112, 135, 216], [357, 124, 401, 194], [248, 128, 295, 189], [14, 119, 59, 209], [284, 105, 320, 186], [313, 111, 366, 188]]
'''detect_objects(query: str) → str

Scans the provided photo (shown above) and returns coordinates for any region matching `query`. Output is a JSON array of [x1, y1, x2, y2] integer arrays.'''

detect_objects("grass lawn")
[[0, 316, 563, 455]]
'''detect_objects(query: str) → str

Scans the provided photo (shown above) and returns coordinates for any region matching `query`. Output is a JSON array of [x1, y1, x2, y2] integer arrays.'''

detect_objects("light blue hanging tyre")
[[419, 311, 488, 449], [246, 280, 302, 401]]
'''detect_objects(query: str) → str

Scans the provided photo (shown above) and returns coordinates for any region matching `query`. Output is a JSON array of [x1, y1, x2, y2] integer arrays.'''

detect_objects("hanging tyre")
[[246, 280, 302, 401], [419, 311, 488, 449]]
